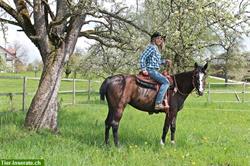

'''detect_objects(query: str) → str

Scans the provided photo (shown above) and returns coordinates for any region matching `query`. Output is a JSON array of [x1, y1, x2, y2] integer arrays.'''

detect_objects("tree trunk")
[[73, 71, 77, 79], [24, 48, 65, 132], [224, 58, 229, 85], [65, 69, 71, 78], [224, 68, 228, 87]]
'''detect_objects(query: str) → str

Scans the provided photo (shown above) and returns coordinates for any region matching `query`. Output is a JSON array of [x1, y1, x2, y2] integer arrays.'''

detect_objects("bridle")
[[173, 70, 201, 96]]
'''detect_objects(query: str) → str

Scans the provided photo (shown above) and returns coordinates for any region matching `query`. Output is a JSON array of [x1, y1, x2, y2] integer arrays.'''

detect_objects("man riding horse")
[[100, 31, 208, 146], [139, 32, 172, 110]]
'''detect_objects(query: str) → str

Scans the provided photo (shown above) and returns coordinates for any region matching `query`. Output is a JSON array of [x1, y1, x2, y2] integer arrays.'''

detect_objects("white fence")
[[207, 82, 250, 103]]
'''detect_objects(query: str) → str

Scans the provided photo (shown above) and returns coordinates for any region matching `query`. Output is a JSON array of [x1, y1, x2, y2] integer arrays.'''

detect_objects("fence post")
[[243, 82, 246, 103], [88, 80, 91, 102], [207, 83, 211, 103], [22, 76, 27, 112], [9, 93, 13, 111], [73, 79, 76, 105]]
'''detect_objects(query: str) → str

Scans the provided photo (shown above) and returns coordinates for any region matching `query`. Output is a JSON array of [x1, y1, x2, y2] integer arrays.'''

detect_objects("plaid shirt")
[[140, 44, 165, 71]]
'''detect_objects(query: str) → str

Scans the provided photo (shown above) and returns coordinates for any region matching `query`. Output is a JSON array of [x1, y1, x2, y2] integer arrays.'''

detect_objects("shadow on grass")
[[0, 106, 170, 151], [58, 108, 165, 149]]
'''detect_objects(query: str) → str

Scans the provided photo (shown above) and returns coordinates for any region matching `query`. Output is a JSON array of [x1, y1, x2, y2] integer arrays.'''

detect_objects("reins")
[[173, 71, 196, 96]]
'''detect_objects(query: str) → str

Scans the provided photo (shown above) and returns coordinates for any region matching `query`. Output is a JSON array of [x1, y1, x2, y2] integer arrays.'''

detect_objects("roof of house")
[[0, 45, 16, 61]]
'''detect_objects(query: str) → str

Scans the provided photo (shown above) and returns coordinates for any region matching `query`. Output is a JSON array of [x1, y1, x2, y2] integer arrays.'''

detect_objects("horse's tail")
[[99, 77, 110, 101]]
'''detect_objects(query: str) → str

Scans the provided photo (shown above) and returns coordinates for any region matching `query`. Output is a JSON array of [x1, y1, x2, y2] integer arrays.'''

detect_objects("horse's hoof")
[[115, 142, 120, 148], [160, 140, 165, 145], [171, 140, 176, 144]]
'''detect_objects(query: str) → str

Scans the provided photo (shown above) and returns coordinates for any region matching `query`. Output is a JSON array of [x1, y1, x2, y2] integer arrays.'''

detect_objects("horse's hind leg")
[[111, 108, 124, 147], [105, 108, 113, 145]]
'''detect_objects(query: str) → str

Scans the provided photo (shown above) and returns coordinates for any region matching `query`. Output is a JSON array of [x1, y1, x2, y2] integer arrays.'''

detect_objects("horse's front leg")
[[170, 112, 177, 144], [160, 113, 170, 145]]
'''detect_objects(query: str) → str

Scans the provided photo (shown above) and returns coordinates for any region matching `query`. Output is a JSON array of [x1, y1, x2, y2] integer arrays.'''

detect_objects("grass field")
[[0, 73, 250, 165], [0, 102, 250, 166]]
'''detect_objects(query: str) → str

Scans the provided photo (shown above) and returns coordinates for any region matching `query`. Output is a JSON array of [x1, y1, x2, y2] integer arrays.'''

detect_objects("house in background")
[[0, 45, 16, 72]]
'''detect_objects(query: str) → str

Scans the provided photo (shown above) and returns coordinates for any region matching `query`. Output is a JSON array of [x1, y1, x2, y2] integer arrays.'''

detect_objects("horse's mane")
[[173, 70, 193, 78]]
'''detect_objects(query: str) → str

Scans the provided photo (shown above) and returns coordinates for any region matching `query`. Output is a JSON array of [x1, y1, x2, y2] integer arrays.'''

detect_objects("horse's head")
[[193, 62, 208, 96]]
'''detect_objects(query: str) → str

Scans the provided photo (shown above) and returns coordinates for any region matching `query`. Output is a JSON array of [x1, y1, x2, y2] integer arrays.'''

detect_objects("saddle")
[[136, 70, 174, 90], [136, 70, 175, 114]]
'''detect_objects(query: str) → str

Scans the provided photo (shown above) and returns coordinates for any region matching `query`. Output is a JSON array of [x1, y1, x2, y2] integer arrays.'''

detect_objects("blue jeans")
[[147, 69, 169, 105]]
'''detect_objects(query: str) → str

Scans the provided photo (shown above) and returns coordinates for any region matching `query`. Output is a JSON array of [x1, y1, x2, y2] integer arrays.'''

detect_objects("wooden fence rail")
[[1, 76, 250, 112], [0, 76, 101, 111]]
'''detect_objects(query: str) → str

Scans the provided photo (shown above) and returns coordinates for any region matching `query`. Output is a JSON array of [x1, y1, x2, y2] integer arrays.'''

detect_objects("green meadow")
[[0, 74, 250, 165], [1, 103, 250, 166]]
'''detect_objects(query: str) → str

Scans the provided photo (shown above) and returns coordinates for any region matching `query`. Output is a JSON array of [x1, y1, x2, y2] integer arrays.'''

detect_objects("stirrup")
[[155, 104, 168, 110]]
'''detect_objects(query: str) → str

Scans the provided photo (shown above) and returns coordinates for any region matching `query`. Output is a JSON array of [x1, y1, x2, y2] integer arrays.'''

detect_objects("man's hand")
[[142, 70, 148, 76], [166, 59, 172, 67]]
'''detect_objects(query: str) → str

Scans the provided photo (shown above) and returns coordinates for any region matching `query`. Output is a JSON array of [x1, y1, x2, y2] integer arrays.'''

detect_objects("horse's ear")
[[203, 62, 208, 71], [194, 62, 198, 69]]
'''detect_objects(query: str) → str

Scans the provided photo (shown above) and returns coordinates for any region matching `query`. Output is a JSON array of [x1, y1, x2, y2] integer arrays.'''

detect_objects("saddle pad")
[[136, 70, 174, 87]]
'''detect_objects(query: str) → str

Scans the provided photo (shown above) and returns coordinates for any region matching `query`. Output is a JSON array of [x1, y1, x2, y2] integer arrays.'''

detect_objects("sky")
[[0, 24, 41, 63]]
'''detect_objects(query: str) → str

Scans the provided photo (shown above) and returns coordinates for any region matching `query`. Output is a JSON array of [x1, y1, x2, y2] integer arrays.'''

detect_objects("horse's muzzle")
[[197, 91, 204, 96]]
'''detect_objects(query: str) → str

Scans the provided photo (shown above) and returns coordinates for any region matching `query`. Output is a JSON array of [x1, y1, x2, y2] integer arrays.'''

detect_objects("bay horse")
[[99, 62, 208, 146]]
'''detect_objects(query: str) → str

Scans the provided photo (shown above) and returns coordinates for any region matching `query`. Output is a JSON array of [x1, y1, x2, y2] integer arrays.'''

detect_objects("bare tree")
[[0, 22, 7, 46], [212, 27, 247, 83], [11, 40, 29, 64], [0, 0, 148, 132]]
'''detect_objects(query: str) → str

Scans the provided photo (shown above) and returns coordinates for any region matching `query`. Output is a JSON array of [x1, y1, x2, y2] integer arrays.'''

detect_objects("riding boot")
[[155, 103, 169, 110], [155, 97, 170, 110], [164, 96, 170, 109]]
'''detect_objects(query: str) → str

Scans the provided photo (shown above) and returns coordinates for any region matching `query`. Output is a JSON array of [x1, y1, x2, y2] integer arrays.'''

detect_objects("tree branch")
[[25, 0, 33, 8], [49, 13, 74, 29], [51, 0, 71, 41], [0, 18, 20, 26], [83, 19, 109, 29], [33, 0, 50, 61], [79, 31, 134, 50], [13, 0, 35, 35], [98, 9, 150, 36], [64, 15, 85, 61], [0, 1, 23, 25], [42, 0, 55, 20], [79, 30, 124, 43]]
